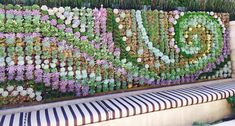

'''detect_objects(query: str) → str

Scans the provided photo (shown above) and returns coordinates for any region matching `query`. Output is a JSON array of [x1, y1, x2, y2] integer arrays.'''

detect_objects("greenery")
[[1, 0, 235, 20], [227, 96, 235, 115]]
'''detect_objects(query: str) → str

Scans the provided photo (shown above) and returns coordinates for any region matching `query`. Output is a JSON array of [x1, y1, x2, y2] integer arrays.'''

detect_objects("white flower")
[[96, 76, 102, 81], [175, 14, 179, 19], [180, 12, 184, 16], [50, 63, 56, 68], [36, 65, 41, 69], [174, 45, 178, 48], [69, 12, 74, 17], [0, 62, 5, 67], [173, 21, 177, 25], [36, 96, 43, 101], [118, 24, 123, 29], [67, 16, 73, 21], [18, 60, 24, 65], [121, 59, 127, 63], [18, 56, 24, 61], [17, 86, 23, 92], [72, 24, 78, 28], [2, 91, 8, 97], [59, 15, 65, 20], [113, 9, 119, 14], [0, 88, 3, 94], [126, 29, 133, 37], [115, 17, 120, 23], [52, 59, 58, 63], [35, 91, 42, 96], [35, 55, 40, 59], [53, 7, 58, 13], [6, 57, 12, 62], [7, 86, 14, 92], [41, 5, 48, 11], [125, 46, 131, 51], [27, 60, 33, 65], [90, 73, 95, 78], [20, 90, 27, 96], [65, 20, 71, 25], [214, 15, 218, 18], [209, 11, 214, 16], [145, 64, 150, 69], [27, 88, 33, 94], [137, 58, 142, 63], [60, 62, 66, 67], [80, 28, 86, 32], [11, 91, 19, 96], [60, 67, 66, 72], [29, 93, 36, 98], [58, 7, 65, 13], [122, 37, 127, 41], [68, 71, 74, 76], [48, 9, 54, 15], [43, 65, 49, 69], [73, 16, 79, 19], [138, 49, 144, 55], [44, 60, 49, 64], [120, 12, 126, 18], [68, 66, 73, 71]]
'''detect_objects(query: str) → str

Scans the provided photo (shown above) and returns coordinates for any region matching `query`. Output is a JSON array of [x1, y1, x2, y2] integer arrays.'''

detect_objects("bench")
[[0, 79, 235, 126]]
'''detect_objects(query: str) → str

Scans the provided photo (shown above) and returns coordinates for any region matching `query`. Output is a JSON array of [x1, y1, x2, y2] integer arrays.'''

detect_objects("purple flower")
[[94, 44, 100, 49], [51, 72, 59, 82], [65, 28, 73, 33], [0, 33, 4, 38], [50, 19, 57, 26], [0, 67, 5, 73], [82, 86, 89, 96], [57, 24, 66, 30], [41, 15, 49, 21], [7, 66, 16, 74], [16, 33, 24, 39], [52, 82, 59, 90], [113, 49, 120, 57], [32, 10, 40, 15], [81, 36, 87, 41]]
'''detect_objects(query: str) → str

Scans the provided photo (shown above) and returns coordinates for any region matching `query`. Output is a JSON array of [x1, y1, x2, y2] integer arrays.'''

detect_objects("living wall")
[[0, 4, 231, 107]]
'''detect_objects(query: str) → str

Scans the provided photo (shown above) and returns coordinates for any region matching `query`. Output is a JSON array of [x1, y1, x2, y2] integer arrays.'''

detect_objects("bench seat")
[[1, 81, 235, 126]]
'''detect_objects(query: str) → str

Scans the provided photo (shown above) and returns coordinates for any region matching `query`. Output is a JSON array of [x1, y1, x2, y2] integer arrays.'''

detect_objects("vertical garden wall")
[[0, 4, 231, 107]]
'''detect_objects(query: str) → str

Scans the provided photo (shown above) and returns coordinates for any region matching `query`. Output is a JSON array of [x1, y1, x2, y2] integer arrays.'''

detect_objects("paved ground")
[[213, 120, 235, 126]]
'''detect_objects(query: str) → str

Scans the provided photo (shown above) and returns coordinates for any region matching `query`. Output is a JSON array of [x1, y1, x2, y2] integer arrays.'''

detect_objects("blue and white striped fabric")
[[1, 82, 235, 126], [0, 112, 25, 126]]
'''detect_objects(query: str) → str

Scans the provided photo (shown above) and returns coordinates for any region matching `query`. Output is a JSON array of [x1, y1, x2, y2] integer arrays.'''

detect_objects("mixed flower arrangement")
[[0, 4, 231, 106]]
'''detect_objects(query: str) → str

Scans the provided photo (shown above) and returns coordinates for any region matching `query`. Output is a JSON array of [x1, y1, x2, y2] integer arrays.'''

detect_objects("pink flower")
[[169, 17, 175, 23], [74, 32, 80, 38], [16, 33, 24, 39]]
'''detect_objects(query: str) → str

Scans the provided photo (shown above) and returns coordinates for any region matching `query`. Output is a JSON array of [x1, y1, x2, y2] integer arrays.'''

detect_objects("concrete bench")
[[0, 79, 235, 126]]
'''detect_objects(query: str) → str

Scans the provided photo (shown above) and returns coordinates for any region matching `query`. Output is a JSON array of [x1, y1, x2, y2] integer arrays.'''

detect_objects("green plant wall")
[[0, 4, 231, 108]]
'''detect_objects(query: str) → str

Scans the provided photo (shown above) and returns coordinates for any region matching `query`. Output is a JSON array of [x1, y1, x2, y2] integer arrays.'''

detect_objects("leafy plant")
[[227, 96, 235, 115]]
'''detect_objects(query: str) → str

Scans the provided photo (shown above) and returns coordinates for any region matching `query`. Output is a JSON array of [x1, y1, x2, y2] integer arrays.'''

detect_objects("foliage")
[[227, 96, 235, 115], [1, 0, 235, 20]]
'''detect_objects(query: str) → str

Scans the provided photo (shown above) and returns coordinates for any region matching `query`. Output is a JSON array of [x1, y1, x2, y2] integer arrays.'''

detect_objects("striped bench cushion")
[[1, 83, 235, 126]]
